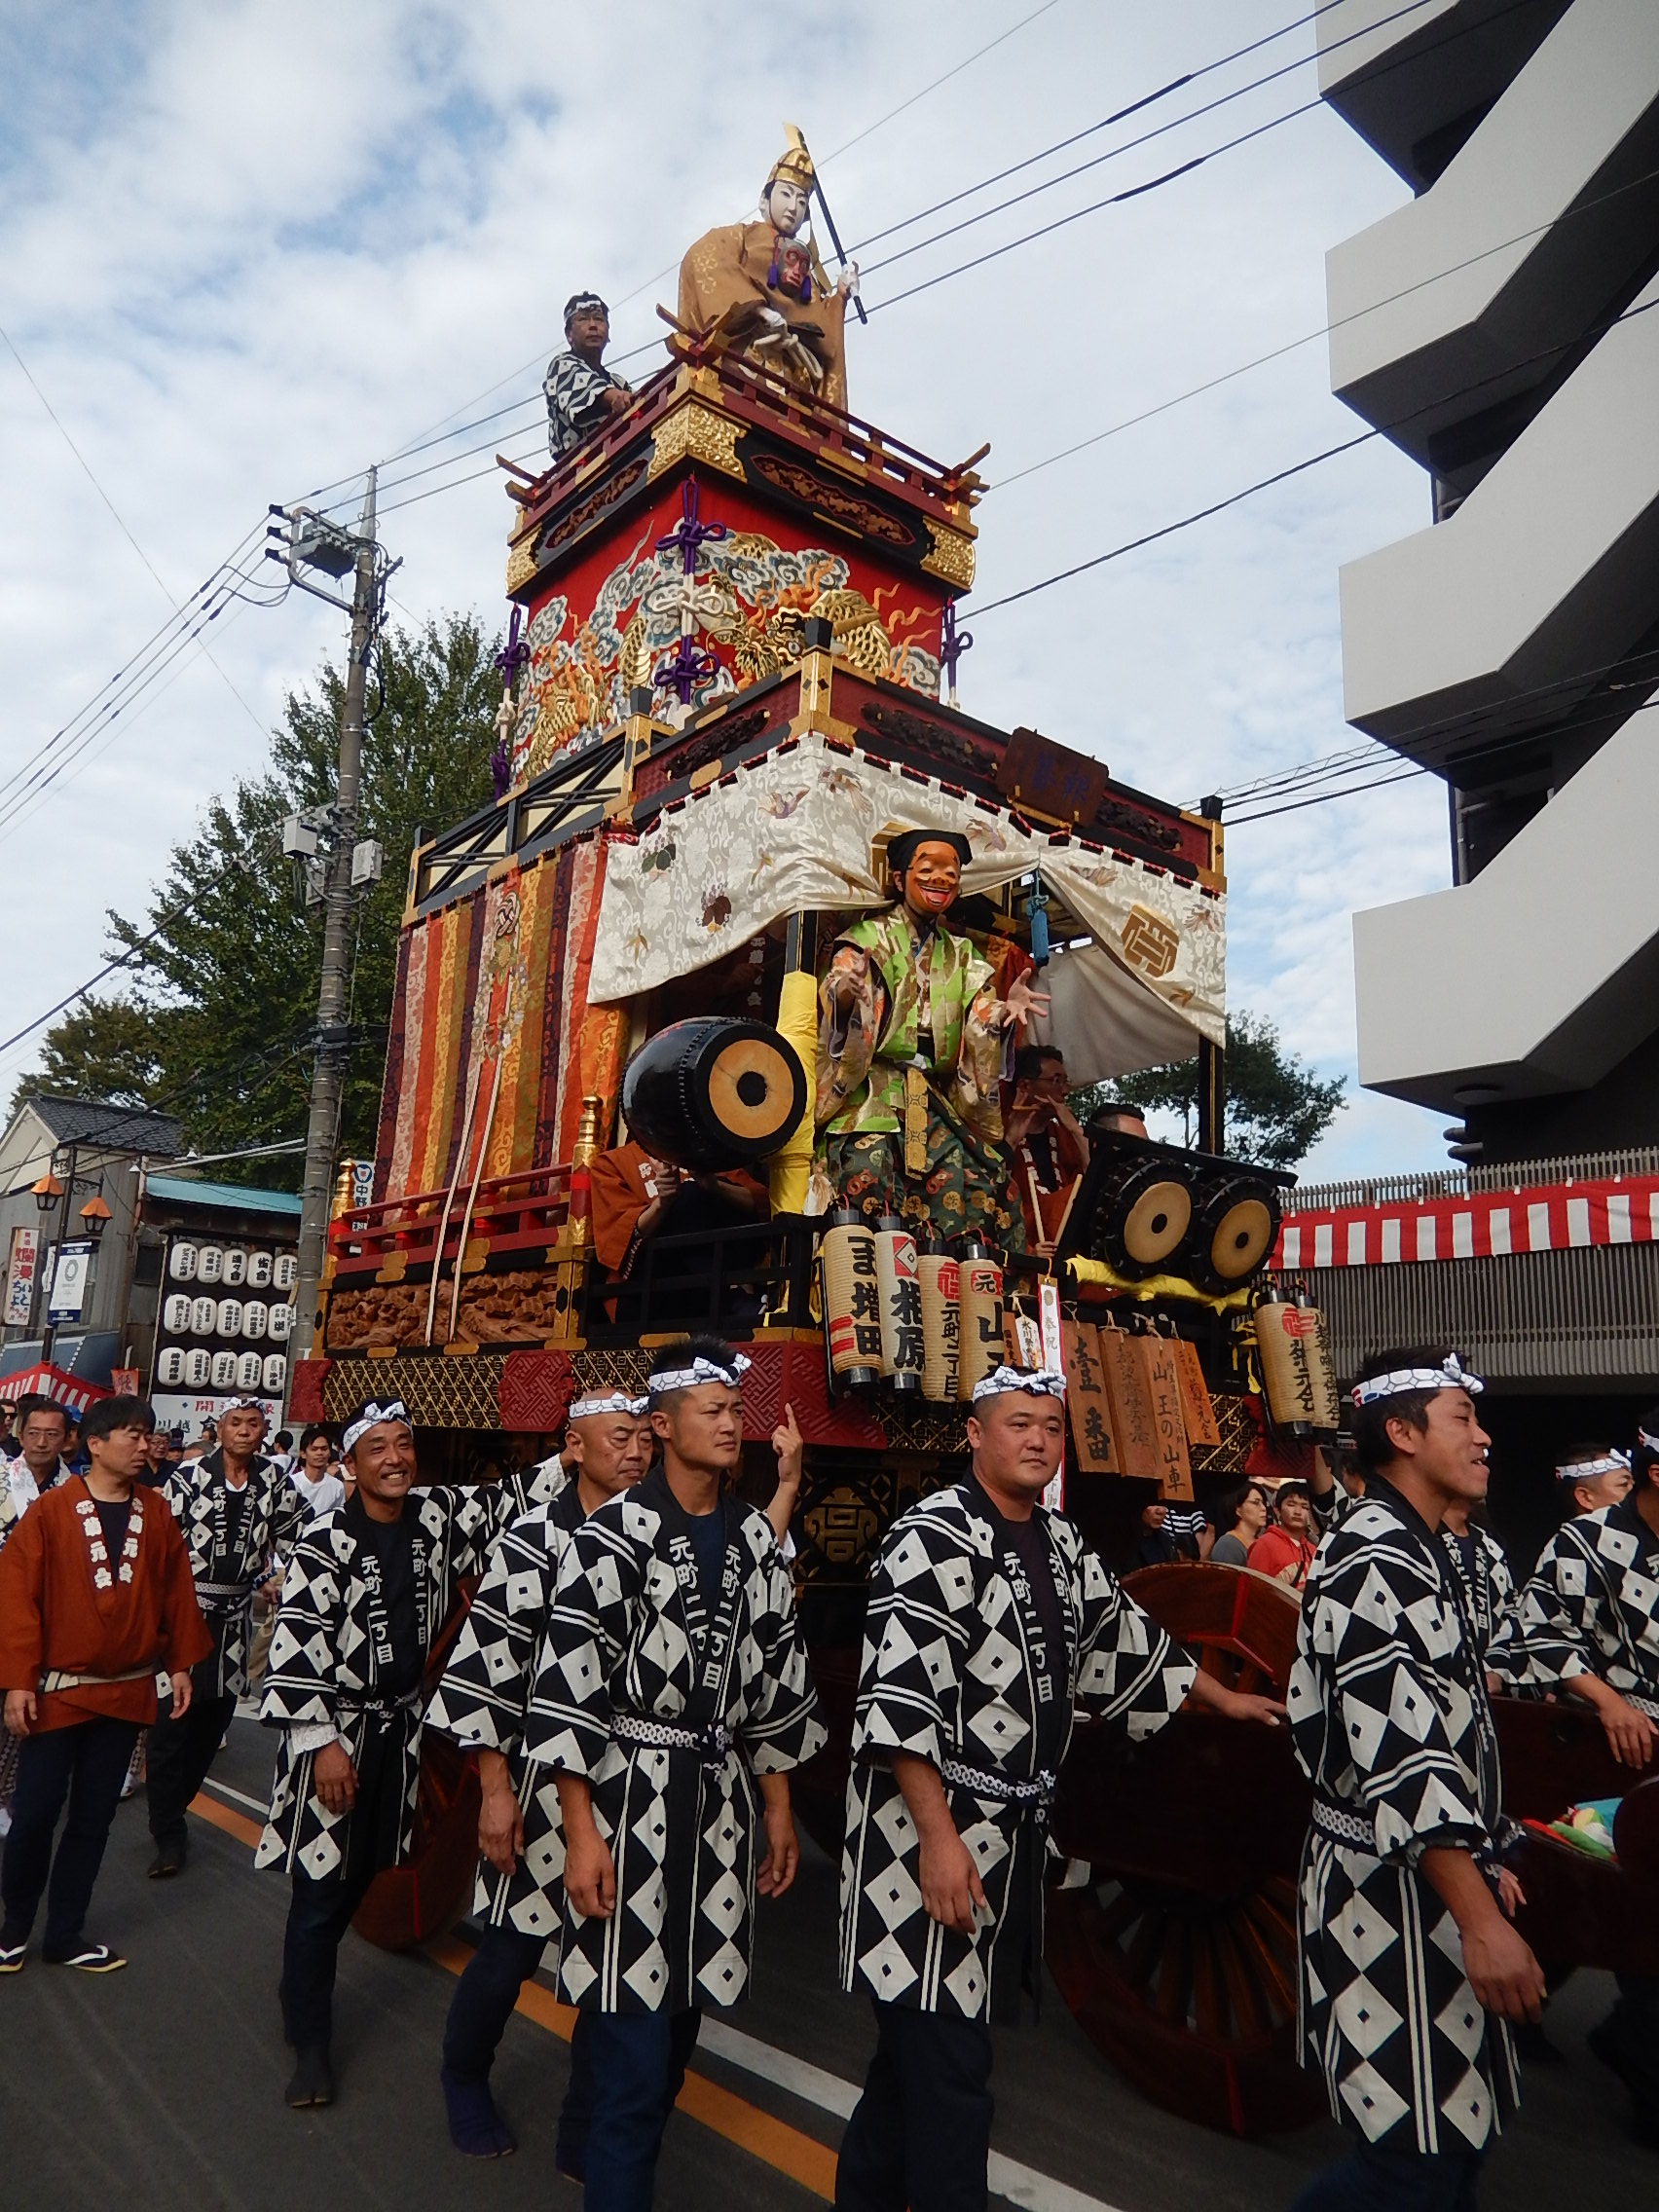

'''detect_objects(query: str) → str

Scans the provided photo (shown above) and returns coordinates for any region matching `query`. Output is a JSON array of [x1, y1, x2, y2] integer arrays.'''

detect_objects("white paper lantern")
[[216, 1298, 243, 1336], [191, 1296, 217, 1335], [246, 1250, 274, 1289], [241, 1301, 268, 1340], [168, 1242, 198, 1282], [210, 1350, 238, 1388], [197, 1246, 224, 1285], [223, 1247, 247, 1286], [163, 1293, 194, 1334], [185, 1348, 211, 1387], [274, 1253, 297, 1291], [262, 1351, 287, 1394], [157, 1347, 186, 1385], [237, 1351, 264, 1390], [269, 1303, 293, 1344]]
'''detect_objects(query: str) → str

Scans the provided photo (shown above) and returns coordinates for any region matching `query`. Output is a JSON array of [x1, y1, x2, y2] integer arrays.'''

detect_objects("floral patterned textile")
[[586, 732, 1222, 1068]]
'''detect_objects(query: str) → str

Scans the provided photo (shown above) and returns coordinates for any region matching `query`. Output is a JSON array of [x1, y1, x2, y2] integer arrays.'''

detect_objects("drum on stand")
[[1085, 1156, 1195, 1278], [622, 1017, 807, 1173], [1185, 1175, 1281, 1294]]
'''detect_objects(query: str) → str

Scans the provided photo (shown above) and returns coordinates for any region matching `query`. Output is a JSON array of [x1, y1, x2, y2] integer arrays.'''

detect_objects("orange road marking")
[[185, 1797, 836, 2198], [189, 1789, 263, 1848], [425, 1933, 837, 2199]]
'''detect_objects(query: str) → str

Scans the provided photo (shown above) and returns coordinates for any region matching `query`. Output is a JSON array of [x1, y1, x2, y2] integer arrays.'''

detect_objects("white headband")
[[1352, 1354, 1484, 1409], [1639, 1428, 1659, 1456], [343, 1400, 413, 1456], [221, 1396, 267, 1415], [648, 1352, 752, 1398], [1556, 1451, 1631, 1483], [972, 1364, 1067, 1405], [569, 1392, 649, 1420]]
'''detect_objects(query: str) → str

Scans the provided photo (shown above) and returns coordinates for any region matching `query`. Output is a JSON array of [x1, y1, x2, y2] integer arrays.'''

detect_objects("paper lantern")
[[210, 1351, 238, 1388], [262, 1352, 287, 1394], [956, 1243, 1004, 1401], [820, 1212, 880, 1388], [871, 1218, 922, 1393], [156, 1347, 186, 1386], [185, 1348, 211, 1387], [242, 1301, 268, 1340], [237, 1351, 264, 1390], [222, 1247, 247, 1287], [191, 1296, 217, 1335], [163, 1293, 194, 1334], [168, 1241, 198, 1282], [269, 1303, 293, 1344], [216, 1298, 243, 1337], [274, 1253, 297, 1291], [246, 1250, 274, 1289], [917, 1250, 960, 1403], [197, 1246, 224, 1285], [1255, 1296, 1340, 1437]]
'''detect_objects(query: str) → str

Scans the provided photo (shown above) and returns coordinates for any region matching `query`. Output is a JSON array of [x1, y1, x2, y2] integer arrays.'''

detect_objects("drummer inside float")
[[812, 829, 1049, 1254]]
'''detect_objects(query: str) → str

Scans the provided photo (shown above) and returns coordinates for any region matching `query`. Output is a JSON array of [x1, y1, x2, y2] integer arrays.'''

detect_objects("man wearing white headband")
[[1551, 1440, 1635, 1520], [837, 1364, 1280, 2211], [524, 1335, 824, 2208], [147, 1397, 304, 1880], [427, 1389, 653, 2164], [1288, 1346, 1545, 2212], [256, 1399, 564, 2111], [1522, 1406, 1659, 2143]]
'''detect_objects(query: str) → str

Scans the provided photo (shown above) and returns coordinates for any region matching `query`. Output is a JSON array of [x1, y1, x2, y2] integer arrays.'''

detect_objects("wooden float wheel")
[[1046, 1870, 1325, 2138], [352, 1581, 484, 1952], [1123, 1560, 1301, 1699]]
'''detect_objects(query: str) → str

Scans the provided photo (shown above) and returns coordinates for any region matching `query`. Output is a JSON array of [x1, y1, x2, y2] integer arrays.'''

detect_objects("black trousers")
[[0, 1716, 141, 1951], [582, 2009, 704, 2211], [835, 1999, 995, 2212], [442, 1923, 612, 2165], [280, 1864, 379, 2050], [1601, 1972, 1659, 2117], [1289, 2144, 1485, 2212], [146, 1657, 237, 1848]]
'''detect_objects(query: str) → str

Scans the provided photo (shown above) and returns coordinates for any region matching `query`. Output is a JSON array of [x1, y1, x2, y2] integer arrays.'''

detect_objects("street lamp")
[[79, 1196, 111, 1242], [31, 1172, 61, 1214]]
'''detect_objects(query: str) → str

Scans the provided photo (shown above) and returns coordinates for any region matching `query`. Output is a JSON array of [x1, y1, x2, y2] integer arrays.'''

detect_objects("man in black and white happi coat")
[[1437, 1496, 1530, 1697], [524, 1337, 824, 2212], [834, 1363, 1282, 2212], [147, 1397, 306, 1877], [256, 1399, 560, 2112], [425, 1390, 653, 2165], [1521, 1414, 1659, 2144], [544, 292, 633, 458], [1289, 1349, 1547, 2212]]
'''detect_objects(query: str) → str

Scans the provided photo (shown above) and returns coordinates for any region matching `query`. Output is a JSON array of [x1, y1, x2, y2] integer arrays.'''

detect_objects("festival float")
[[289, 127, 1659, 2137]]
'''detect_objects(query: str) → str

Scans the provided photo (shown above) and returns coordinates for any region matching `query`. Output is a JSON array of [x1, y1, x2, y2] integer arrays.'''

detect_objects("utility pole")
[[290, 469, 381, 1364]]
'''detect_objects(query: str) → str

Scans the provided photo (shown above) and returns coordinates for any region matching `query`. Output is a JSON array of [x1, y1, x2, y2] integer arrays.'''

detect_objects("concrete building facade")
[[1319, 0, 1659, 1163]]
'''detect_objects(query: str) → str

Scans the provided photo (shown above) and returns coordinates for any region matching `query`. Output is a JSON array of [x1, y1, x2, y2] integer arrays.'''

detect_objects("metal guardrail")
[[1287, 1145, 1659, 1214]]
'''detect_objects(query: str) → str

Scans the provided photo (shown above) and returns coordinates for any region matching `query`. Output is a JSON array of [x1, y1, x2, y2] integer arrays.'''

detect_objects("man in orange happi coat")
[[0, 1394, 209, 1973]]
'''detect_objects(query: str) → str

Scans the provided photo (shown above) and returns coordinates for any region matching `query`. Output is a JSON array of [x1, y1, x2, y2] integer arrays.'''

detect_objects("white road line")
[[197, 1777, 271, 1819], [695, 2017, 1128, 2212]]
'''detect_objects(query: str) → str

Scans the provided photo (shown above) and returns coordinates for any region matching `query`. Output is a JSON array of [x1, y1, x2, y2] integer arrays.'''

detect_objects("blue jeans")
[[1290, 2144, 1486, 2212], [441, 1923, 596, 2166], [581, 2009, 703, 2211]]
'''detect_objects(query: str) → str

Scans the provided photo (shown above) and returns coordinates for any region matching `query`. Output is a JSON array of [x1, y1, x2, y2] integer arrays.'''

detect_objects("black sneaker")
[[285, 2046, 334, 2108], [148, 1838, 187, 1879], [43, 1942, 126, 1972]]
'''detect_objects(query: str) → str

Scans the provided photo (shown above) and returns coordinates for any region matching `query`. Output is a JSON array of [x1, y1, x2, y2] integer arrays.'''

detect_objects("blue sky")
[[0, 0, 1456, 1176]]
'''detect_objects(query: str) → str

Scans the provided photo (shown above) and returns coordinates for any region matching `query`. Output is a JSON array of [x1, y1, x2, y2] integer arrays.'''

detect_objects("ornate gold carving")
[[322, 1352, 509, 1429], [920, 520, 976, 590], [748, 453, 913, 546], [649, 402, 747, 484], [545, 456, 648, 554], [506, 535, 537, 593], [647, 401, 746, 484]]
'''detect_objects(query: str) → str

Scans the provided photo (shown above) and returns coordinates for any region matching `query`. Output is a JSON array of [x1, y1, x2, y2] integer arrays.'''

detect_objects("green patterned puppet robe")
[[814, 907, 1024, 1252]]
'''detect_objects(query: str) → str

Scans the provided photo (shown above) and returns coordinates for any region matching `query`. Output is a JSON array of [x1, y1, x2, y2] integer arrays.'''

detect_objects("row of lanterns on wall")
[[161, 1295, 294, 1342], [166, 1243, 297, 1290], [155, 1346, 289, 1393]]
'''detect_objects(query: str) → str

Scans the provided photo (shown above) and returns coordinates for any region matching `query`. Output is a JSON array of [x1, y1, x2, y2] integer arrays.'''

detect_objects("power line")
[[818, 0, 1068, 165], [0, 320, 272, 743]]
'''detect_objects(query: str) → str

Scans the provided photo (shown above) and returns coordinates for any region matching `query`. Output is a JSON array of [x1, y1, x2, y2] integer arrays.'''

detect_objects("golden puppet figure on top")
[[678, 124, 859, 410]]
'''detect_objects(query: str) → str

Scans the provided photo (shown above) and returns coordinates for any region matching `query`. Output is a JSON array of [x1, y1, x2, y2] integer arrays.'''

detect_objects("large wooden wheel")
[[1047, 1870, 1325, 2137], [1048, 1563, 1322, 2136]]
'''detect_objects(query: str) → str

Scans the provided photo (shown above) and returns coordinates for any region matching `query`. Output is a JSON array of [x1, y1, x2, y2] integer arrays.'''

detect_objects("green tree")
[[1074, 1010, 1346, 1170], [12, 613, 499, 1184]]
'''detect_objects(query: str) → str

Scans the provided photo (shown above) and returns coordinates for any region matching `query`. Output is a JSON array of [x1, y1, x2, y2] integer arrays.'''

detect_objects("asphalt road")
[[0, 1716, 1648, 2212]]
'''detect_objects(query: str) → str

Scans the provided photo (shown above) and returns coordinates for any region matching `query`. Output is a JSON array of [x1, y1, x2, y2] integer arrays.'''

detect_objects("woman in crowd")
[[1209, 1480, 1271, 1567]]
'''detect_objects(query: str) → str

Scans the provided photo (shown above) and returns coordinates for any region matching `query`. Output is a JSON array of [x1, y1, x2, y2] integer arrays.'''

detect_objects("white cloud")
[[0, 0, 1453, 1176]]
